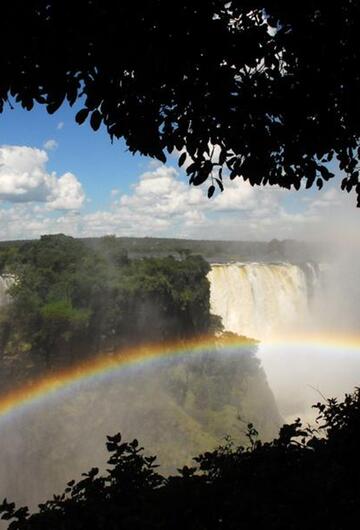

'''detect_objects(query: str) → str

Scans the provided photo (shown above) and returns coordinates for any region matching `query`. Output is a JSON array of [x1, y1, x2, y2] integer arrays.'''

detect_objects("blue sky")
[[0, 102, 357, 241], [0, 102, 151, 211]]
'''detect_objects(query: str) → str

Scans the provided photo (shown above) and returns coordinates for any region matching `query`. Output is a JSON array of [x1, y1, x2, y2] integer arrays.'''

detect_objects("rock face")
[[208, 262, 319, 339]]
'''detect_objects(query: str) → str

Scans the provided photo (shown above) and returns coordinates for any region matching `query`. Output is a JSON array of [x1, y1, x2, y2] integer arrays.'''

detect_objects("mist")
[[1, 230, 360, 519], [0, 340, 280, 512], [258, 221, 360, 424]]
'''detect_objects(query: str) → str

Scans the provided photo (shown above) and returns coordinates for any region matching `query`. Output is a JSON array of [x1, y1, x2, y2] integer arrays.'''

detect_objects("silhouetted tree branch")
[[3, 388, 360, 529], [2, 2, 360, 202]]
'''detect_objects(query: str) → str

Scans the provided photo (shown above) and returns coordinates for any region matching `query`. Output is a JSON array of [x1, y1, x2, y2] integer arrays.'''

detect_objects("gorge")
[[0, 236, 359, 516]]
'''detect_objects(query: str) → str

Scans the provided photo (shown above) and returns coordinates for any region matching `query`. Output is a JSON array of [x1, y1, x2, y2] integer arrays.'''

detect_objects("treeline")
[[0, 234, 220, 383], [0, 234, 327, 264], [2, 389, 360, 530]]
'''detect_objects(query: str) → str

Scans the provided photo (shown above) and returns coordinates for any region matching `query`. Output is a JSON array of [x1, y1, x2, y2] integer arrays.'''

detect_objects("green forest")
[[0, 234, 221, 387], [0, 234, 328, 264]]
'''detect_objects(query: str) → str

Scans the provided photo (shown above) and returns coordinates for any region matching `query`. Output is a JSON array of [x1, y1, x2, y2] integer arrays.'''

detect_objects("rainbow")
[[259, 333, 360, 354], [0, 334, 256, 422], [1, 332, 360, 424]]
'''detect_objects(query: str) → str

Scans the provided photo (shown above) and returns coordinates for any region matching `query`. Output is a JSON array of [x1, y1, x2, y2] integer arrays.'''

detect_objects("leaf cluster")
[[1, 2, 360, 200]]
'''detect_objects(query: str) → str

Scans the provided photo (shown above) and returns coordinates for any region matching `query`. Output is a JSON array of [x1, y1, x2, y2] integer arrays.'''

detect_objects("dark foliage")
[[1, 2, 360, 201], [2, 388, 360, 529]]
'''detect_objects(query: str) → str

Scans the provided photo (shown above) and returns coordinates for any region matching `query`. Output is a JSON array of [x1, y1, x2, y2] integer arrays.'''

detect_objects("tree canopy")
[[0, 234, 220, 384], [2, 1, 360, 202]]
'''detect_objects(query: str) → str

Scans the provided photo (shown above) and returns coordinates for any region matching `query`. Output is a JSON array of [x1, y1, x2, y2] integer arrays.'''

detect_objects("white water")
[[258, 341, 360, 424], [208, 261, 360, 424], [0, 275, 14, 306], [208, 262, 316, 340]]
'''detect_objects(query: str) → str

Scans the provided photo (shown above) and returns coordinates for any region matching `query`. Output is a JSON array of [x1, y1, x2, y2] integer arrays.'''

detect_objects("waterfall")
[[0, 275, 14, 306], [208, 262, 317, 340]]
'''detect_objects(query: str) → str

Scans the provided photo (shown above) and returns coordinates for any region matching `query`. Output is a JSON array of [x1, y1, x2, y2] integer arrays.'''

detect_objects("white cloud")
[[0, 146, 85, 210], [78, 166, 288, 239], [118, 166, 204, 217], [306, 187, 344, 212], [56, 121, 64, 130], [147, 159, 163, 170], [43, 139, 58, 151], [0, 205, 83, 240], [46, 173, 85, 210], [1, 161, 359, 242], [298, 186, 360, 244], [90, 167, 360, 241]]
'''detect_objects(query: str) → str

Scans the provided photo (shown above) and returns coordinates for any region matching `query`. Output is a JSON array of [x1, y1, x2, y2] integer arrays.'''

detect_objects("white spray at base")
[[0, 275, 14, 307], [208, 261, 360, 424]]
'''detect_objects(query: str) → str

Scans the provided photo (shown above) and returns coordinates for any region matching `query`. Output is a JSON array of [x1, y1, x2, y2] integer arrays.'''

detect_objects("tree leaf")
[[178, 152, 187, 167], [90, 110, 102, 131], [76, 108, 90, 125], [47, 94, 65, 115], [186, 162, 197, 175], [215, 178, 224, 192], [219, 149, 227, 165]]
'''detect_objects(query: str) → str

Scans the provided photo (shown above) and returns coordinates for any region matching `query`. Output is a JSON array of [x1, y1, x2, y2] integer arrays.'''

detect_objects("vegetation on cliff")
[[0, 234, 220, 380], [0, 234, 281, 506], [0, 334, 281, 507]]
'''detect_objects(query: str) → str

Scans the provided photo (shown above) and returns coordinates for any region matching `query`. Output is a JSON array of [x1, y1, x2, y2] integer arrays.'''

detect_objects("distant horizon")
[[0, 234, 327, 266], [0, 233, 316, 244]]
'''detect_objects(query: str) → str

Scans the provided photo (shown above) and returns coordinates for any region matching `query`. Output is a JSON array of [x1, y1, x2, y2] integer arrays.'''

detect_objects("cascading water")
[[207, 261, 360, 425], [0, 275, 14, 306], [208, 262, 317, 340]]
